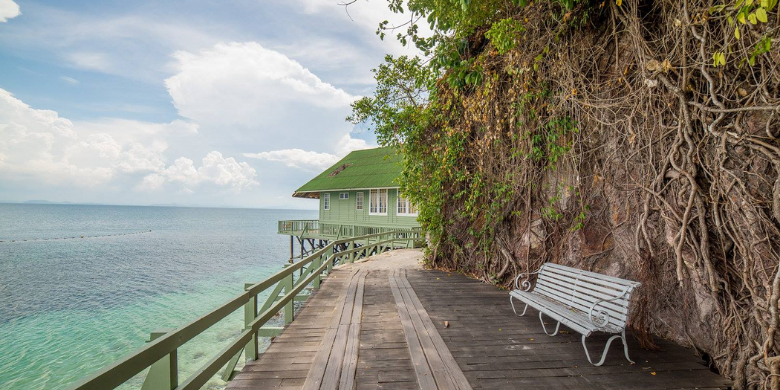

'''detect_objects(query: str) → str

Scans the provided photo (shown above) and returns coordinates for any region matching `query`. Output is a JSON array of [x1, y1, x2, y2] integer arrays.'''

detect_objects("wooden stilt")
[[289, 235, 294, 263]]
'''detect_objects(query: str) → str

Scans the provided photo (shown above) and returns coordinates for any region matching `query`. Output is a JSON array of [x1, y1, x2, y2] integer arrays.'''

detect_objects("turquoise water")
[[0, 204, 317, 390]]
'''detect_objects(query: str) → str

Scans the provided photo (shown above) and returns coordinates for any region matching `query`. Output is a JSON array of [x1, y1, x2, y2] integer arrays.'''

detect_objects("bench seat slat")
[[533, 285, 628, 328], [535, 281, 629, 318], [510, 290, 621, 336], [535, 277, 630, 318], [537, 274, 630, 306], [543, 264, 639, 290], [538, 272, 632, 303], [535, 281, 627, 316]]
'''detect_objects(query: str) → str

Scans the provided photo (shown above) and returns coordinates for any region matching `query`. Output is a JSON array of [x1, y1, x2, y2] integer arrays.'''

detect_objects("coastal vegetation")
[[350, 0, 780, 388]]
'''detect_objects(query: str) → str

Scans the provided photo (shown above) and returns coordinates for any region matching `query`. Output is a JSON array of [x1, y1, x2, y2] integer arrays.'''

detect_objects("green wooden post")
[[313, 253, 322, 289], [244, 283, 258, 361], [283, 265, 294, 325], [326, 246, 334, 274], [141, 329, 177, 390], [347, 241, 354, 263]]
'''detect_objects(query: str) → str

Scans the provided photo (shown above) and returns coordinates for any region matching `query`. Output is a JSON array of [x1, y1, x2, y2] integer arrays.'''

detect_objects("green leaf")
[[746, 0, 754, 5], [728, 15, 735, 25], [738, 12, 747, 24], [748, 12, 758, 24], [761, 0, 769, 7], [713, 52, 726, 67], [756, 7, 768, 22], [709, 5, 726, 13], [735, 26, 741, 39]]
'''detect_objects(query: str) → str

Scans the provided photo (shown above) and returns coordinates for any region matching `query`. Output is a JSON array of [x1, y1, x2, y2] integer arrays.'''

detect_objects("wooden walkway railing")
[[277, 219, 421, 239], [65, 230, 417, 390]]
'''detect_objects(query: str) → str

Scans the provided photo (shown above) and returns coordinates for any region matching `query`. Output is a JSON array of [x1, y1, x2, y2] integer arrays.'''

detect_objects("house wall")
[[318, 189, 419, 228]]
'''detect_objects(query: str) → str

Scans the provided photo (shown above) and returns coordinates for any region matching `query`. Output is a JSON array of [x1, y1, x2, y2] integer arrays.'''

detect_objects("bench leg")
[[582, 331, 635, 366], [620, 330, 635, 364], [538, 312, 560, 336], [509, 295, 529, 316]]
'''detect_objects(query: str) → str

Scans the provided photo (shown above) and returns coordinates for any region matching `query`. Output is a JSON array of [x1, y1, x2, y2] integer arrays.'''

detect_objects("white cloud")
[[75, 118, 197, 146], [68, 51, 112, 72], [0, 0, 20, 23], [244, 134, 373, 171], [199, 151, 258, 188], [0, 88, 254, 192], [136, 173, 165, 192], [335, 133, 370, 156], [59, 76, 79, 85], [145, 152, 258, 191], [244, 149, 339, 171], [165, 42, 358, 127]]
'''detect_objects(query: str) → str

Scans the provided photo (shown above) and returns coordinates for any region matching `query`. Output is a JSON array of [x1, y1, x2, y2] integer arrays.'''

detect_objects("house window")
[[323, 193, 330, 210], [369, 189, 387, 215], [339, 192, 349, 200], [397, 192, 418, 216], [355, 192, 364, 210]]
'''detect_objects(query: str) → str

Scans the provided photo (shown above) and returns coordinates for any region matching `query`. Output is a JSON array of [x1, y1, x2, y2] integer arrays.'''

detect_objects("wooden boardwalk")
[[227, 253, 731, 390]]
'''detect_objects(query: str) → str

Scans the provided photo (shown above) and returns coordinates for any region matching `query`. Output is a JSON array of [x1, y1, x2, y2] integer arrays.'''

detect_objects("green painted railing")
[[278, 219, 420, 238], [67, 230, 419, 390]]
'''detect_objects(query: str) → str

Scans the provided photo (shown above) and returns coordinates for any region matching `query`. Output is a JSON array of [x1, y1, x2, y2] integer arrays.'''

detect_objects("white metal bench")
[[509, 263, 641, 366]]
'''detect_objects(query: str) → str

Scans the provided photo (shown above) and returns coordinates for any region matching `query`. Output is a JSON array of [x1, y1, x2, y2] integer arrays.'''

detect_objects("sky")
[[0, 0, 421, 209]]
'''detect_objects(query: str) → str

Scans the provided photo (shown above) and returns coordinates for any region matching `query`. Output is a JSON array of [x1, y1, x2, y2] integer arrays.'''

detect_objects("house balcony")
[[277, 219, 421, 241]]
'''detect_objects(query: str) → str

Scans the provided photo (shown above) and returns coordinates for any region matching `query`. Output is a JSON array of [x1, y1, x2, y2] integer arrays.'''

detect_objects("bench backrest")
[[535, 263, 640, 329]]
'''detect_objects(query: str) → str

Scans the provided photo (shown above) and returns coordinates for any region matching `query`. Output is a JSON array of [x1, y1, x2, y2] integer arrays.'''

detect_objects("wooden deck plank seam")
[[388, 269, 439, 389], [302, 269, 362, 390], [397, 269, 473, 390], [389, 269, 474, 390], [392, 270, 460, 390], [338, 268, 366, 390]]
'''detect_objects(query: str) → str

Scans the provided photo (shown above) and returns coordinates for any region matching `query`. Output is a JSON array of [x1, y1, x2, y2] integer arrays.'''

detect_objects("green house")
[[278, 147, 420, 257]]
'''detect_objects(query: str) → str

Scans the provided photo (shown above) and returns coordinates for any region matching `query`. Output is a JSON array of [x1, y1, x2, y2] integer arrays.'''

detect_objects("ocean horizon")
[[0, 203, 317, 390]]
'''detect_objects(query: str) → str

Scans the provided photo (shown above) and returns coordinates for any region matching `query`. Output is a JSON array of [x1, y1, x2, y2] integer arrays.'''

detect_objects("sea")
[[0, 203, 317, 390]]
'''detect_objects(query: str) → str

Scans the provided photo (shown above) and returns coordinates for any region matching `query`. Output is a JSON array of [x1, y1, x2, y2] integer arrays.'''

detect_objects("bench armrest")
[[514, 270, 541, 292], [587, 287, 633, 328]]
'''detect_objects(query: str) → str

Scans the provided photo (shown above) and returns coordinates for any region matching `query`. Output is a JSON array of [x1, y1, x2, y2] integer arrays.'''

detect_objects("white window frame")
[[369, 189, 387, 215], [339, 192, 349, 200], [323, 193, 330, 210], [396, 192, 418, 216], [355, 192, 364, 210]]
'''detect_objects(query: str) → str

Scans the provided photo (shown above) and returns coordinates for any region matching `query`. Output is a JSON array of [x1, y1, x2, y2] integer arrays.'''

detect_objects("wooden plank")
[[393, 270, 457, 389], [321, 270, 367, 389], [395, 270, 473, 390], [388, 269, 438, 389], [301, 269, 360, 390], [339, 269, 367, 390], [392, 270, 458, 389]]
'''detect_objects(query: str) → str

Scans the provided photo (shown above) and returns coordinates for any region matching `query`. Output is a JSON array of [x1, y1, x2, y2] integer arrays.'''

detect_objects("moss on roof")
[[293, 147, 402, 197]]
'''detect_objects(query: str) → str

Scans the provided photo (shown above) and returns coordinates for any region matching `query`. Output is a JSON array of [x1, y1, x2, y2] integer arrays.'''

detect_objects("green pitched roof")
[[293, 147, 402, 198]]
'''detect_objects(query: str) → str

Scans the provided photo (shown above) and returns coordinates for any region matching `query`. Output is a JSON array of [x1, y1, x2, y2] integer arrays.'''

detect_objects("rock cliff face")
[[397, 2, 780, 388]]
